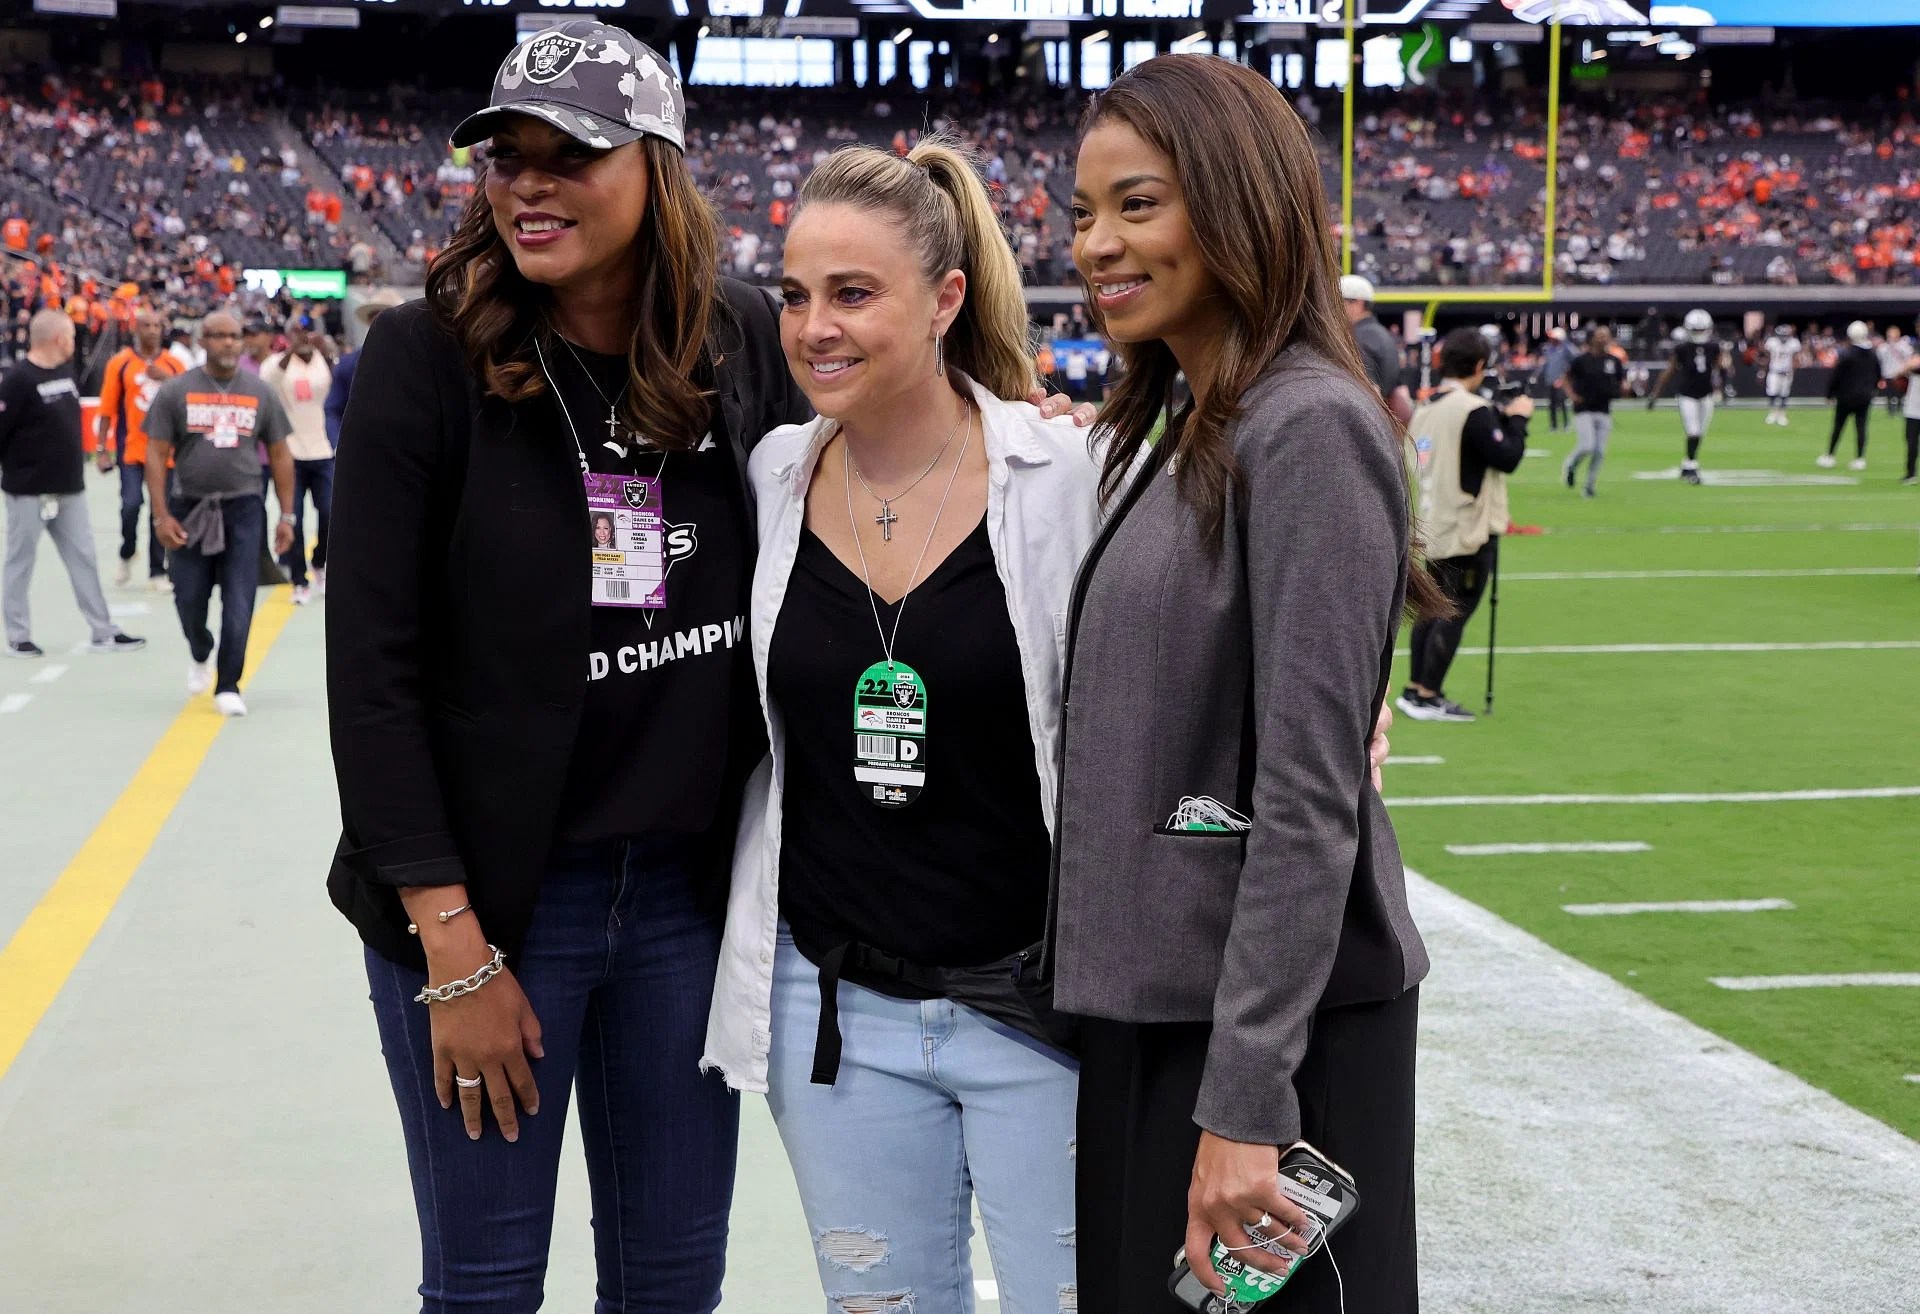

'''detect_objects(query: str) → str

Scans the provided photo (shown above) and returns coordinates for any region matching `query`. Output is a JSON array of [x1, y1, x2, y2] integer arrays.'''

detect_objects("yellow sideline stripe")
[[0, 591, 297, 1083]]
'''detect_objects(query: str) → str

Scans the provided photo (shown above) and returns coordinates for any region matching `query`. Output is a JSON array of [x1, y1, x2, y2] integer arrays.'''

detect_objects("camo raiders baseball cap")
[[450, 20, 685, 154]]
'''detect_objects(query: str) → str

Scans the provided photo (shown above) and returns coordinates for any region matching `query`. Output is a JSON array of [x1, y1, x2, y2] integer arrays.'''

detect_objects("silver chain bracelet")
[[414, 945, 506, 1005]]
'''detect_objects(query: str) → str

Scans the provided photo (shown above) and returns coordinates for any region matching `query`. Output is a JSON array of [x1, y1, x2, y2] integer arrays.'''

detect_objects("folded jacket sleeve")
[[1193, 373, 1409, 1146], [325, 306, 467, 888]]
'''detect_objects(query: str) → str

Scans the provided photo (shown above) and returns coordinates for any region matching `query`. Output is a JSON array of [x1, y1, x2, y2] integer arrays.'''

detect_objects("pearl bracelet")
[[414, 945, 506, 1005]]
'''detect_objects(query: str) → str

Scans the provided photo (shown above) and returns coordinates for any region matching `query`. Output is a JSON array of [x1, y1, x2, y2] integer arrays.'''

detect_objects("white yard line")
[[1564, 898, 1794, 916], [1385, 755, 1445, 765], [1395, 640, 1920, 657], [1555, 521, 1915, 536], [1503, 567, 1910, 581], [1906, 1075, 1920, 1085], [1407, 871, 1920, 1313], [1447, 841, 1651, 855], [1389, 786, 1920, 807], [0, 693, 30, 714], [28, 664, 68, 684], [1710, 973, 1920, 991]]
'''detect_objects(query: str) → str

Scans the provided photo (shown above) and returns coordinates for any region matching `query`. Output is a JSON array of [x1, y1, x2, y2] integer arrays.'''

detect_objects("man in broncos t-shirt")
[[145, 309, 295, 715]]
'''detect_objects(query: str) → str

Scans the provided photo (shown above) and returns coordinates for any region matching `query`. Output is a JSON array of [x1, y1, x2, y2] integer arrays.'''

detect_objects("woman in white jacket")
[[702, 138, 1097, 1313]]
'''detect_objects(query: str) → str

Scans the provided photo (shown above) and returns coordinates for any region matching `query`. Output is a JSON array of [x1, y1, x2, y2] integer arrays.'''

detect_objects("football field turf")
[[1386, 400, 1920, 1139]]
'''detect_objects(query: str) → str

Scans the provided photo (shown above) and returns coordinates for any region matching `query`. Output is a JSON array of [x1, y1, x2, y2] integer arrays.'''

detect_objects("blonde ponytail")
[[905, 140, 1037, 402], [795, 136, 1037, 402]]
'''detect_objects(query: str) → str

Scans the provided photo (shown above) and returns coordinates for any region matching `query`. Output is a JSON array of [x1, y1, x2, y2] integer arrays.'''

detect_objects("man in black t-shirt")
[[1562, 328, 1623, 498], [1647, 310, 1727, 485], [0, 310, 146, 658]]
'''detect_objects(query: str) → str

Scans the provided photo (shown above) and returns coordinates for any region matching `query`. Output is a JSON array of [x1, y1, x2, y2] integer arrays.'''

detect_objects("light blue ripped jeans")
[[765, 930, 1079, 1314]]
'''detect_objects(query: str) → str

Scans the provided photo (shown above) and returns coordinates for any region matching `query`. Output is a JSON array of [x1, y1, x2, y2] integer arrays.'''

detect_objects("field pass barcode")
[[857, 734, 896, 760], [605, 580, 630, 599]]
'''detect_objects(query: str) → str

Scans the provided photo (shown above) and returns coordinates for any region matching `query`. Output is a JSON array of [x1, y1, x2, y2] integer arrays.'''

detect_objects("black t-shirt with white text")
[[550, 341, 761, 844], [0, 359, 83, 496]]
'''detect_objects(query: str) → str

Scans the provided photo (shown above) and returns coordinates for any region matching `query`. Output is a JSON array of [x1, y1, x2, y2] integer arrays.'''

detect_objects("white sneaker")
[[187, 661, 214, 695], [311, 566, 325, 597], [1815, 453, 1836, 468], [1849, 457, 1866, 472], [213, 691, 247, 717], [291, 585, 312, 607], [149, 574, 173, 594], [113, 558, 131, 587]]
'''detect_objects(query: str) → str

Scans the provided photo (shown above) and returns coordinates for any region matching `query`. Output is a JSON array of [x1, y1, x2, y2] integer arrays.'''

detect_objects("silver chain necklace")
[[555, 328, 633, 447], [843, 404, 972, 672], [848, 401, 967, 543]]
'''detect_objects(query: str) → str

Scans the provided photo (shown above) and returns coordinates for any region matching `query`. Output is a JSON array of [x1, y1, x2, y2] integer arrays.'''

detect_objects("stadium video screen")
[[241, 268, 349, 300]]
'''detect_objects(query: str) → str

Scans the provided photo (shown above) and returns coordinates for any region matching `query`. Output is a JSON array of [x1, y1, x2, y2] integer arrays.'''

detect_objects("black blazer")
[[325, 279, 809, 969]]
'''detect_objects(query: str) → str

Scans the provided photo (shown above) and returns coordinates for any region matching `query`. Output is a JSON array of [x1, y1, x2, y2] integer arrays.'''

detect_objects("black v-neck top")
[[769, 515, 1050, 972]]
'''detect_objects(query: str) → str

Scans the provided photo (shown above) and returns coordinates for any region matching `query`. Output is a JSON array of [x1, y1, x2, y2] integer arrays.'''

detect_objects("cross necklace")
[[557, 332, 633, 446], [847, 402, 968, 543]]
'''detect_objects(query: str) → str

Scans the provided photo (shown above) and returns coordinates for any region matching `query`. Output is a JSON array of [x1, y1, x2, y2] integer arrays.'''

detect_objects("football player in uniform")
[[1647, 308, 1727, 485], [1762, 323, 1801, 426]]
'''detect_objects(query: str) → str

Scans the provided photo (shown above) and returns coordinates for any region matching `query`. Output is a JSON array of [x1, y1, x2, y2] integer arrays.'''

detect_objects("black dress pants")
[[1408, 539, 1496, 696], [1075, 988, 1420, 1314]]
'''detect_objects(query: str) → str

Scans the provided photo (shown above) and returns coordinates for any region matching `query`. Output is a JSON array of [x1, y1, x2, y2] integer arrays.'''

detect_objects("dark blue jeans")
[[281, 456, 334, 586], [166, 493, 263, 695], [366, 837, 738, 1314], [117, 460, 165, 576]]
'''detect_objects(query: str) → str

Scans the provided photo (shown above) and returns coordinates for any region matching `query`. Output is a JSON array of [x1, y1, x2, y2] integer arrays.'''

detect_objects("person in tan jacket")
[[259, 312, 334, 603]]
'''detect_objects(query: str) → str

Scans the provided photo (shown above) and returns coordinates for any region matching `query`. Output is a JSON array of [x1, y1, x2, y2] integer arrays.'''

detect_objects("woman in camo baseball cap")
[[328, 19, 807, 1314]]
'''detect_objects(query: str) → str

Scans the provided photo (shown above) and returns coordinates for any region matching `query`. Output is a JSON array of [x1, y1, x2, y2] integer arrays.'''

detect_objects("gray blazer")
[[1051, 344, 1429, 1146]]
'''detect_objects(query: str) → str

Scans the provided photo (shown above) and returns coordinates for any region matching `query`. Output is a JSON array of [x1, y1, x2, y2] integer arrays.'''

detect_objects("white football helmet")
[[1684, 308, 1713, 343]]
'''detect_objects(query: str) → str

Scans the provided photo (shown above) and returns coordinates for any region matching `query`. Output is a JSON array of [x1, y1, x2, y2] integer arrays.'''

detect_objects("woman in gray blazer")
[[1057, 56, 1446, 1313]]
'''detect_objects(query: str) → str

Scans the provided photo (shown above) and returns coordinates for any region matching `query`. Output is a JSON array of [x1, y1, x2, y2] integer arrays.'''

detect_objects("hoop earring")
[[935, 333, 945, 377]]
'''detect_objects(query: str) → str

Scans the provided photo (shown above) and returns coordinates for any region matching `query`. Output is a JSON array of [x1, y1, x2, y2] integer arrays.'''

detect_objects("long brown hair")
[[793, 136, 1037, 402], [424, 136, 721, 451], [1077, 56, 1448, 617]]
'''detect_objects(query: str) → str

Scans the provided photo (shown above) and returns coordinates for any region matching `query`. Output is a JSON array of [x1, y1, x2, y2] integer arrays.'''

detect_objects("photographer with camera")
[[1398, 327, 1531, 724]]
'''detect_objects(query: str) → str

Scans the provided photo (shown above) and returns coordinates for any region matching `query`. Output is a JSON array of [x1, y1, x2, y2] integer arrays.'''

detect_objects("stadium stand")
[[2, 67, 1916, 321]]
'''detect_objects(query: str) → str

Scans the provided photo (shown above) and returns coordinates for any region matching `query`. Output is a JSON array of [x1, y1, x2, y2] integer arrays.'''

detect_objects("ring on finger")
[[455, 1074, 483, 1089], [1249, 1212, 1274, 1232]]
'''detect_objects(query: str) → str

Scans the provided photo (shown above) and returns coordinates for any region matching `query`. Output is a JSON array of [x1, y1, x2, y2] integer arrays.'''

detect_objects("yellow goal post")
[[1339, 7, 1564, 330]]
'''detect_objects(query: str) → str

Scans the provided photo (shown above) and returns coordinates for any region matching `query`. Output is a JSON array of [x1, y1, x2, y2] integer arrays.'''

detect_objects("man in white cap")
[[1342, 274, 1414, 423], [1821, 321, 1881, 471], [323, 287, 404, 463], [1540, 327, 1575, 431]]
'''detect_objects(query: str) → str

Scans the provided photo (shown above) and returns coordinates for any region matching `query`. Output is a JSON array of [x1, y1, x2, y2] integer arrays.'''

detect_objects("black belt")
[[808, 938, 1076, 1087]]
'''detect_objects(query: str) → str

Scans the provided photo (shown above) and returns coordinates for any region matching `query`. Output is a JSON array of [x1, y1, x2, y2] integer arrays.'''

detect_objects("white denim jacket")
[[701, 375, 1103, 1093]]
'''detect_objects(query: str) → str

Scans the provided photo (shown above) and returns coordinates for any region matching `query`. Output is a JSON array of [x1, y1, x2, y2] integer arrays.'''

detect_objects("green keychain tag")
[[853, 659, 927, 808]]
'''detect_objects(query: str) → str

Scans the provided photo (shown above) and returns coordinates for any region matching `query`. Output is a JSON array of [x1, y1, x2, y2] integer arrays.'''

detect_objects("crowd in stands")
[[3, 63, 1917, 320], [1341, 97, 1920, 288], [1, 68, 379, 344]]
